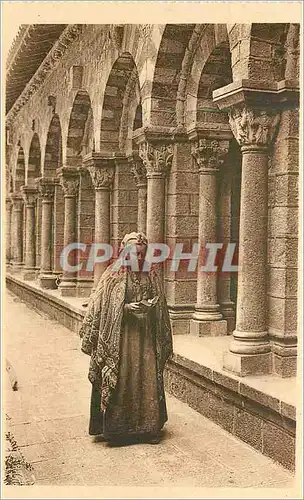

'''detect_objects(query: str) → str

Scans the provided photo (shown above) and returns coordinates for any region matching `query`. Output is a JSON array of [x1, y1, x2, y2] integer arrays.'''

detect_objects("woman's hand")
[[125, 302, 149, 317]]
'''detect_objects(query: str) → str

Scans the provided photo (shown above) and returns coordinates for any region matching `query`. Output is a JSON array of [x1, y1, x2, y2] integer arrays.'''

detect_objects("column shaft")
[[146, 174, 165, 243], [231, 146, 269, 350], [6, 200, 12, 264], [57, 168, 79, 297], [190, 138, 229, 336], [218, 161, 235, 332], [94, 188, 110, 286], [137, 185, 147, 234], [36, 178, 57, 289], [40, 200, 53, 274], [13, 200, 23, 266]]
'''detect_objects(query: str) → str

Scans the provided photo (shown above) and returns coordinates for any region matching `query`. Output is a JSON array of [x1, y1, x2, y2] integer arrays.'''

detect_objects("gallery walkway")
[[4, 290, 294, 489]]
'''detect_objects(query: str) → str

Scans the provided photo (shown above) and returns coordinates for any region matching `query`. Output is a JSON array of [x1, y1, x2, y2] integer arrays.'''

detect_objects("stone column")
[[218, 104, 280, 375], [57, 168, 79, 297], [85, 154, 115, 288], [36, 178, 57, 289], [138, 142, 173, 244], [129, 155, 147, 234], [218, 156, 236, 333], [190, 138, 229, 336], [6, 198, 12, 265], [10, 193, 24, 269], [20, 186, 38, 280]]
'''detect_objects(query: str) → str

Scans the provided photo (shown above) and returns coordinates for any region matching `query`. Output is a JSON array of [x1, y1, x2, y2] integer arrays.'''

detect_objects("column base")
[[272, 354, 297, 377], [58, 280, 77, 297], [190, 318, 227, 337], [168, 306, 194, 335], [76, 279, 94, 298], [223, 350, 272, 376], [22, 268, 37, 281], [9, 263, 24, 274], [220, 302, 235, 334], [39, 274, 58, 290], [271, 337, 297, 377]]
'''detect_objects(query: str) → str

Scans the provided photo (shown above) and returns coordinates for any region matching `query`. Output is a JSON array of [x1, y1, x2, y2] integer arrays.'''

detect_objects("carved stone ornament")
[[139, 24, 154, 39], [59, 175, 79, 197], [37, 180, 55, 201], [6, 25, 82, 124], [21, 187, 38, 206], [138, 142, 173, 177], [130, 158, 147, 187], [191, 139, 229, 173], [228, 106, 280, 147], [88, 165, 114, 189]]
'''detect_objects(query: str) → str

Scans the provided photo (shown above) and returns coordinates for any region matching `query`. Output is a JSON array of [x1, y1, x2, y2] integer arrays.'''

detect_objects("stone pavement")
[[4, 290, 294, 488]]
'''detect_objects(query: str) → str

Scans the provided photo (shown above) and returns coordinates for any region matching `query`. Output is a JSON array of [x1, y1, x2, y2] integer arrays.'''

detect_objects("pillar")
[[85, 154, 114, 288], [57, 167, 79, 297], [138, 141, 173, 244], [10, 193, 24, 268], [20, 186, 38, 280], [218, 154, 236, 333], [129, 155, 147, 234], [6, 198, 12, 265], [190, 138, 229, 336], [36, 178, 57, 289], [214, 85, 281, 375]]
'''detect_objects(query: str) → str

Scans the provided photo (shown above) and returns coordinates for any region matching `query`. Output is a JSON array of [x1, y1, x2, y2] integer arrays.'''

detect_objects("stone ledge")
[[6, 272, 296, 471]]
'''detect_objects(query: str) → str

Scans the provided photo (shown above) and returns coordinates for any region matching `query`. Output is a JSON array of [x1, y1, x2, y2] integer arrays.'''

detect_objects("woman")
[[79, 232, 173, 445]]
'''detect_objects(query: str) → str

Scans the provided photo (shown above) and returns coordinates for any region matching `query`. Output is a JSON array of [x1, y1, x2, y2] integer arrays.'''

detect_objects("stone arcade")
[[5, 23, 299, 470]]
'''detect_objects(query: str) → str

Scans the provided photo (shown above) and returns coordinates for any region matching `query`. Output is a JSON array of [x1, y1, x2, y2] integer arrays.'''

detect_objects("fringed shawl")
[[79, 263, 173, 409]]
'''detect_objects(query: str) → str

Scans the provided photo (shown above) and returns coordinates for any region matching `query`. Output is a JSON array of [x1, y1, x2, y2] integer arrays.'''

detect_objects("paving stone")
[[4, 290, 294, 487]]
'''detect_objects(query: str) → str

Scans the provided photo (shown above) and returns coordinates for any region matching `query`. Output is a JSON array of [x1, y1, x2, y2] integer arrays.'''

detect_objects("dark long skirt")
[[88, 312, 167, 441]]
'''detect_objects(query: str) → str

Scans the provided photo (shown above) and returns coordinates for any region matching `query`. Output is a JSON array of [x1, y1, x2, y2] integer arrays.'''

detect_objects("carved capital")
[[228, 106, 280, 148], [139, 24, 153, 39], [88, 166, 114, 190], [20, 186, 38, 206], [36, 178, 56, 201], [10, 192, 23, 210], [84, 154, 115, 189], [59, 175, 79, 197], [191, 139, 229, 173], [129, 156, 147, 187], [138, 142, 173, 178]]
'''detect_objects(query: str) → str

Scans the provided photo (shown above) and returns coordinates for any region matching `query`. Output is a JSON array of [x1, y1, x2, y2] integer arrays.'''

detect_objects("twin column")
[[214, 90, 281, 375]]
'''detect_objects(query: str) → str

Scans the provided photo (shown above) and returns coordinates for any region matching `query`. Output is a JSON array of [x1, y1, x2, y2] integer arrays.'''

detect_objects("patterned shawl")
[[79, 262, 173, 409]]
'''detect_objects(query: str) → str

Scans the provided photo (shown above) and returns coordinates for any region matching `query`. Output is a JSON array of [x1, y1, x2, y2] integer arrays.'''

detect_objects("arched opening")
[[133, 103, 143, 132], [44, 114, 63, 177], [195, 42, 238, 332], [66, 90, 95, 291], [151, 24, 196, 127], [100, 53, 137, 154], [28, 133, 41, 186], [14, 146, 25, 192], [44, 114, 64, 278], [101, 53, 140, 250], [66, 90, 94, 165], [196, 43, 232, 126]]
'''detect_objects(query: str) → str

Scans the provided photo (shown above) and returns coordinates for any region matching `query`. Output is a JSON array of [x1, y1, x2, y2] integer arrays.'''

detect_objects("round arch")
[[44, 114, 63, 177], [100, 52, 139, 155], [28, 133, 41, 185], [14, 146, 25, 192], [66, 90, 94, 165]]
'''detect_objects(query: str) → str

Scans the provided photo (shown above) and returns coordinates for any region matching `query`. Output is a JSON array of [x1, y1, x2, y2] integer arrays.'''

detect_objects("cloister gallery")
[[5, 24, 299, 470]]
